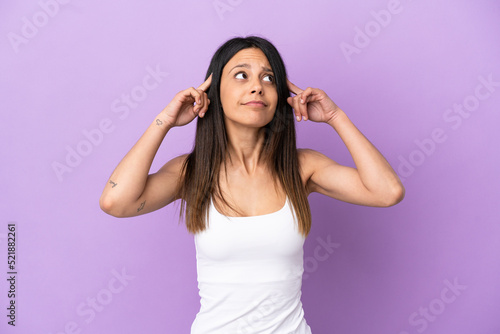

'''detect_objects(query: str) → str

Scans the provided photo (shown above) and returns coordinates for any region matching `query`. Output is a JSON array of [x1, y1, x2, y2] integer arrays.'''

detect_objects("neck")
[[225, 126, 267, 176]]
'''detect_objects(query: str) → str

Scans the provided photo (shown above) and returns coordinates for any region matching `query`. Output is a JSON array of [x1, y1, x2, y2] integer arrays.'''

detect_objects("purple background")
[[1, 0, 499, 333]]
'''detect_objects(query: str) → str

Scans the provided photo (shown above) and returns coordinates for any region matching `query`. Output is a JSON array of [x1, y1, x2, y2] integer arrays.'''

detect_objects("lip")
[[243, 100, 267, 107]]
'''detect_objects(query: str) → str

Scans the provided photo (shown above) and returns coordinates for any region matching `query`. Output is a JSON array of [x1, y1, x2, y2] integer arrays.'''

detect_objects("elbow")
[[99, 196, 115, 215], [99, 195, 126, 218], [380, 184, 405, 207]]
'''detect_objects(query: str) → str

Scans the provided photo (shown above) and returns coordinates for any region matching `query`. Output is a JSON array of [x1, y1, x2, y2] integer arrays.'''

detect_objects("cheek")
[[219, 92, 229, 111], [219, 85, 229, 109], [221, 87, 239, 109], [270, 91, 278, 108]]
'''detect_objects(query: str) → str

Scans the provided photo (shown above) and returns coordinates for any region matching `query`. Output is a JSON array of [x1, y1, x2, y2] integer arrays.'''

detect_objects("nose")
[[250, 76, 263, 95]]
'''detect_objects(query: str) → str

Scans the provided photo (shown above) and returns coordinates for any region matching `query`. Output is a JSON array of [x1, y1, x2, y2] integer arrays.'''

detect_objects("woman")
[[100, 36, 404, 333]]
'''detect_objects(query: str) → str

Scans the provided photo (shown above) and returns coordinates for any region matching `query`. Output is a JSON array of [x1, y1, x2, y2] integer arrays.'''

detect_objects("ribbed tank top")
[[191, 195, 312, 334]]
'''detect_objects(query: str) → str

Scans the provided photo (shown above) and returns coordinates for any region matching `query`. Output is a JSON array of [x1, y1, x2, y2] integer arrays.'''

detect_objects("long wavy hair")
[[175, 35, 311, 237]]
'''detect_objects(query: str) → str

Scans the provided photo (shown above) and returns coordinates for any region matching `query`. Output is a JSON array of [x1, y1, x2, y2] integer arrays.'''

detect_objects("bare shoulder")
[[155, 153, 190, 202], [158, 153, 189, 174], [297, 148, 341, 195], [160, 153, 189, 170], [298, 148, 340, 166], [298, 148, 324, 195], [297, 148, 331, 170]]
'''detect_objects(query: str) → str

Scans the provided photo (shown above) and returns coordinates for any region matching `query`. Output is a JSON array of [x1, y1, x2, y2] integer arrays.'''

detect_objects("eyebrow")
[[229, 63, 273, 74]]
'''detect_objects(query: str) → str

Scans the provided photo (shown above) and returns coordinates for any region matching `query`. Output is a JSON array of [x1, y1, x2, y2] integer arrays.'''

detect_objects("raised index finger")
[[198, 73, 212, 92], [287, 78, 303, 96]]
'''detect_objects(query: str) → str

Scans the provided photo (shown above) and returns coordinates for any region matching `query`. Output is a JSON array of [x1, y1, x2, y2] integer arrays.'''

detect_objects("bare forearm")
[[327, 108, 404, 198], [100, 114, 172, 206]]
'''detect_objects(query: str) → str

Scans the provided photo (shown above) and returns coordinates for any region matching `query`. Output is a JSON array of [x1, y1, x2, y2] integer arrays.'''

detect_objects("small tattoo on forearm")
[[109, 180, 117, 188], [137, 200, 146, 212], [156, 119, 163, 126]]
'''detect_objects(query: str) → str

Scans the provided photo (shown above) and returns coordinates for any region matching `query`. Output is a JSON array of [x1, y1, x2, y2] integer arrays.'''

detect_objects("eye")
[[235, 72, 247, 79], [263, 74, 274, 83]]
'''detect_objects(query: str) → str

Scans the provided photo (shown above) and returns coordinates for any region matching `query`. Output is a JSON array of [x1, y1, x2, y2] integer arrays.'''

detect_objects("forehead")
[[223, 48, 272, 73]]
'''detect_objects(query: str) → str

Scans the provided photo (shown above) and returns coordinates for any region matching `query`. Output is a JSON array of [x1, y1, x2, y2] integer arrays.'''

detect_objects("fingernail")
[[296, 116, 301, 121], [200, 112, 204, 117]]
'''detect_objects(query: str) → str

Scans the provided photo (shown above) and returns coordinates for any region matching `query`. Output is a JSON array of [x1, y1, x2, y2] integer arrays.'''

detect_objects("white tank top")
[[191, 194, 312, 333]]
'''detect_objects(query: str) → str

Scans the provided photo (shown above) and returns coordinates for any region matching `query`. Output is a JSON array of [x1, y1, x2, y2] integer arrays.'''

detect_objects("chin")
[[225, 115, 273, 128]]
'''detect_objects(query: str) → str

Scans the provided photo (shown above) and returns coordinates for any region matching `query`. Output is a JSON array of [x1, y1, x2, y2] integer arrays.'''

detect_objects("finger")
[[197, 90, 205, 113], [287, 78, 303, 96], [198, 73, 212, 92], [189, 87, 203, 113], [300, 87, 313, 104], [298, 93, 307, 121], [200, 92, 209, 117], [288, 95, 303, 122], [300, 88, 316, 121], [296, 91, 309, 121], [300, 88, 314, 120], [303, 90, 322, 103], [297, 96, 305, 121]]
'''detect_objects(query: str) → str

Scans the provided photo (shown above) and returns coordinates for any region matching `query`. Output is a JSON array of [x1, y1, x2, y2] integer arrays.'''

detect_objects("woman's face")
[[219, 47, 278, 127]]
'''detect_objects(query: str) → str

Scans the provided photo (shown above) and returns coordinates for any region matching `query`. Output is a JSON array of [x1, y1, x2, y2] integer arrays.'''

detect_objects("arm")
[[305, 108, 405, 207], [287, 80, 404, 207], [99, 115, 186, 217], [99, 74, 213, 217]]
